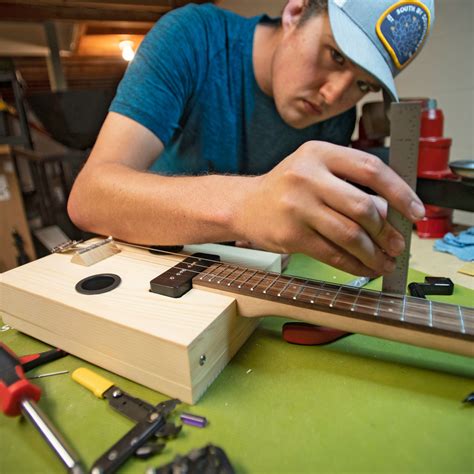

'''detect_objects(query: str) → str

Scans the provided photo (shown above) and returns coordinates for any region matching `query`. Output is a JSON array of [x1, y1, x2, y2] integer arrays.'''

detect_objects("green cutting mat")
[[1, 254, 473, 474]]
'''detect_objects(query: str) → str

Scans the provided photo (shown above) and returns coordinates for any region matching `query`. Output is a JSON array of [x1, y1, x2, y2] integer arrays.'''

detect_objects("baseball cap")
[[328, 0, 435, 101]]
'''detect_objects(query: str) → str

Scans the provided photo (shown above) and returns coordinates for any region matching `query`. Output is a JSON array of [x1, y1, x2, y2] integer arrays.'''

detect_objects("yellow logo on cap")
[[376, 0, 431, 70]]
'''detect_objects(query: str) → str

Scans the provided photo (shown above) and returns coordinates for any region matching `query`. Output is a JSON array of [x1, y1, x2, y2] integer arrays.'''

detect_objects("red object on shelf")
[[415, 215, 454, 239], [420, 106, 444, 138], [418, 137, 453, 178], [415, 99, 453, 238], [424, 204, 452, 218]]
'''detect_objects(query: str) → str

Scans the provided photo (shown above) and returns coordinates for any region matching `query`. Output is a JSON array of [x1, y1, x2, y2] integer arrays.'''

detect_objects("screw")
[[112, 389, 122, 398], [108, 450, 118, 461]]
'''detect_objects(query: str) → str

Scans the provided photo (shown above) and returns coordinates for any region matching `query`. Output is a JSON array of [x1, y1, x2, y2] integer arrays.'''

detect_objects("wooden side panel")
[[0, 245, 259, 403], [188, 302, 260, 403]]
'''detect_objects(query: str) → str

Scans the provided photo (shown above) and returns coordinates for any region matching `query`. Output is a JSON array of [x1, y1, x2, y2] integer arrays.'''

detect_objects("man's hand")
[[234, 141, 425, 277]]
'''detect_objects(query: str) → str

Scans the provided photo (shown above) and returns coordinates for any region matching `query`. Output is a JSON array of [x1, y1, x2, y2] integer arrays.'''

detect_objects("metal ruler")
[[382, 102, 422, 295]]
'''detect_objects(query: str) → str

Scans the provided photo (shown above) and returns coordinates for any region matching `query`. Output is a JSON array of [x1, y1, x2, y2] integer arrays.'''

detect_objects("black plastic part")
[[417, 177, 474, 212], [150, 444, 236, 474], [90, 410, 166, 474], [103, 386, 155, 423], [424, 277, 455, 294], [408, 277, 454, 299], [408, 283, 425, 298], [75, 273, 121, 295], [134, 441, 166, 459], [462, 392, 474, 404], [90, 398, 181, 471], [150, 253, 220, 298]]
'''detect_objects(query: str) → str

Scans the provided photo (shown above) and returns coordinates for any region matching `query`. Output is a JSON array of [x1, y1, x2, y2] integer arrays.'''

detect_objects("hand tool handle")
[[20, 348, 68, 372], [0, 342, 41, 416], [72, 367, 114, 398], [21, 398, 85, 474], [0, 343, 85, 473], [91, 410, 165, 474]]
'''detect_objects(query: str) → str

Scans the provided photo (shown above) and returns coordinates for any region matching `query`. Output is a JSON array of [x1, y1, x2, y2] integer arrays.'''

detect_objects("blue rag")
[[434, 227, 474, 261]]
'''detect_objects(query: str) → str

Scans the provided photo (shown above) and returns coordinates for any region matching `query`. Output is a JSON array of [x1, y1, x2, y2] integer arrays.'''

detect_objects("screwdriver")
[[0, 342, 85, 473]]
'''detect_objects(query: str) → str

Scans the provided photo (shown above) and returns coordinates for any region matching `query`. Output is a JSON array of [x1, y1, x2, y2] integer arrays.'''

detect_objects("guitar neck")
[[193, 263, 474, 357]]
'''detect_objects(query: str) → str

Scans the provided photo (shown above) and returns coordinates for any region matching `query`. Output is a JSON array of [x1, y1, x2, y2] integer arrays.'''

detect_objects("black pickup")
[[150, 253, 220, 298]]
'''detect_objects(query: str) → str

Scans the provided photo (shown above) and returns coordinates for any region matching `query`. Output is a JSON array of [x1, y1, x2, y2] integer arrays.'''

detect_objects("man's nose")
[[319, 71, 354, 105]]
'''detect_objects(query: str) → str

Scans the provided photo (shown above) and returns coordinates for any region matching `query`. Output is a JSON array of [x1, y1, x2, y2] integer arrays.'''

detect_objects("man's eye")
[[330, 48, 345, 65], [357, 80, 370, 93], [357, 81, 381, 93]]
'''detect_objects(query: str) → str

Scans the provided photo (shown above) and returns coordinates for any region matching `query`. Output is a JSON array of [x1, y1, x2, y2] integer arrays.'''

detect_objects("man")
[[68, 0, 434, 277]]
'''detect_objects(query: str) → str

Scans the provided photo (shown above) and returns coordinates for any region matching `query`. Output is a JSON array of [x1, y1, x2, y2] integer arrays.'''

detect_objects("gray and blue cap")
[[328, 0, 435, 101]]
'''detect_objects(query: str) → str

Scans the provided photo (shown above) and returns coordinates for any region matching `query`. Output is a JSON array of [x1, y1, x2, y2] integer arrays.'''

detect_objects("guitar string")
[[116, 240, 468, 309], [118, 251, 469, 334], [115, 241, 471, 318], [112, 242, 472, 329]]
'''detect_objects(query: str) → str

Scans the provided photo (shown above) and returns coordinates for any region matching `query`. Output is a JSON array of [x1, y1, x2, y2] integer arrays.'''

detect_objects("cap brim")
[[328, 2, 398, 102]]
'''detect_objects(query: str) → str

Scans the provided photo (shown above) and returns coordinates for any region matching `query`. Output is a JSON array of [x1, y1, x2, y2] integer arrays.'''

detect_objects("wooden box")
[[0, 242, 281, 404]]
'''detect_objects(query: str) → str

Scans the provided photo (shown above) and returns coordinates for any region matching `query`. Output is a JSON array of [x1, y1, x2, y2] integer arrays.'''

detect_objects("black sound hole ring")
[[75, 273, 121, 295]]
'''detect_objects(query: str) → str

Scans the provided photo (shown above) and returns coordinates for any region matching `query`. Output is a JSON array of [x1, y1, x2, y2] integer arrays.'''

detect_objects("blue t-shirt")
[[110, 4, 356, 175]]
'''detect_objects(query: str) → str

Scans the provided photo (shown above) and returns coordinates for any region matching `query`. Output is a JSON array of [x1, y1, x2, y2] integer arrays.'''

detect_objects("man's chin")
[[281, 110, 327, 129]]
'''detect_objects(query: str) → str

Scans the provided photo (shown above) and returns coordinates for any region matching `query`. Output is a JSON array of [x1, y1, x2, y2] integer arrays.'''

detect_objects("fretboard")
[[194, 263, 474, 343]]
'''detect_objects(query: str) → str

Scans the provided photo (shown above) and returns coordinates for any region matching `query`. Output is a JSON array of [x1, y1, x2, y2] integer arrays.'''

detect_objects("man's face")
[[271, 12, 381, 129]]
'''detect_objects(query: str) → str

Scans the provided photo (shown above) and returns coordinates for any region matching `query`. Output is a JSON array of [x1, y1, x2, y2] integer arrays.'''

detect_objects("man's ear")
[[281, 0, 306, 29]]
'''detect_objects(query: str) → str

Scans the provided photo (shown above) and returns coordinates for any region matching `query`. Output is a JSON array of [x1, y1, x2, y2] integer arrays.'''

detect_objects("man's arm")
[[68, 112, 425, 277], [67, 112, 254, 247]]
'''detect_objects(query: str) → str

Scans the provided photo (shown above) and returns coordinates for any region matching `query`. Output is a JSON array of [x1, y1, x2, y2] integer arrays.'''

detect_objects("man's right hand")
[[69, 114, 424, 277], [234, 140, 425, 277]]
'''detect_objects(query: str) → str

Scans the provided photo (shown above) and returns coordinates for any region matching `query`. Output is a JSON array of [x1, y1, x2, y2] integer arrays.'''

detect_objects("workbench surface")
[[1, 252, 473, 474]]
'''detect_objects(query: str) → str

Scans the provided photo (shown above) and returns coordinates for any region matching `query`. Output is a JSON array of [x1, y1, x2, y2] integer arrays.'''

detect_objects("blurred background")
[[0, 0, 472, 271]]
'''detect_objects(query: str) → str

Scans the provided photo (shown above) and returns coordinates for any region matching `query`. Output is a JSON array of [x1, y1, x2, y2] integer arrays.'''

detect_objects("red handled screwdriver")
[[0, 342, 84, 473], [20, 347, 68, 372]]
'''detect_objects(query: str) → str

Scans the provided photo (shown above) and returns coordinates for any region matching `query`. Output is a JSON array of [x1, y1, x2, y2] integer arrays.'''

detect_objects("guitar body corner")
[[0, 244, 259, 404]]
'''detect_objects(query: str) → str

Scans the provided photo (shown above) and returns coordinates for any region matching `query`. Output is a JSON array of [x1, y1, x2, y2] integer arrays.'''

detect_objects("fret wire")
[[126, 249, 462, 316], [429, 300, 433, 327], [250, 271, 268, 291], [374, 293, 383, 316], [120, 251, 471, 327], [350, 288, 362, 312], [208, 264, 228, 283], [220, 265, 244, 284], [263, 275, 280, 294], [201, 263, 225, 281], [293, 279, 308, 300], [219, 266, 239, 284], [329, 286, 343, 308], [458, 306, 466, 334], [401, 296, 407, 322], [278, 277, 294, 297], [114, 239, 472, 316], [198, 263, 222, 281], [397, 304, 466, 328], [239, 269, 258, 288], [227, 268, 247, 287], [311, 282, 326, 304]]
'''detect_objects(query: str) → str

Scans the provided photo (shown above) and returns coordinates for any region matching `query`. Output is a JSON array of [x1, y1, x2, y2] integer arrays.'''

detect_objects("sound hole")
[[75, 274, 121, 295]]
